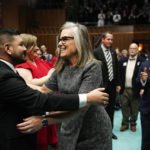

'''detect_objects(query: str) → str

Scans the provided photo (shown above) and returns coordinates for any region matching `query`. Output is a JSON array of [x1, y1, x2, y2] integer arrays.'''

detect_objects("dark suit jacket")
[[136, 60, 150, 115], [119, 55, 145, 97], [0, 61, 79, 150], [94, 45, 121, 88]]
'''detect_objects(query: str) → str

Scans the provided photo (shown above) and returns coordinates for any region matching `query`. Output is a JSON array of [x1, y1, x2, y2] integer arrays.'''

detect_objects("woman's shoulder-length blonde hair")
[[55, 21, 96, 72], [20, 33, 37, 49]]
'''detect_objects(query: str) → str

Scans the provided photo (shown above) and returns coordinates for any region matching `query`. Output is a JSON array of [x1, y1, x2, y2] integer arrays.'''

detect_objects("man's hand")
[[140, 67, 148, 81], [87, 88, 109, 105], [16, 116, 43, 134], [139, 89, 144, 96], [116, 86, 121, 93]]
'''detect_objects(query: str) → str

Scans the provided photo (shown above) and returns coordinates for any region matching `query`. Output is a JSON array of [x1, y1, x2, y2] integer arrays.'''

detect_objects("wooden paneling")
[[113, 32, 134, 50], [19, 6, 35, 32], [2, 0, 150, 53], [133, 32, 150, 39], [89, 32, 134, 50], [3, 0, 19, 29], [35, 34, 57, 55], [31, 25, 150, 55], [35, 9, 65, 28], [88, 25, 134, 33]]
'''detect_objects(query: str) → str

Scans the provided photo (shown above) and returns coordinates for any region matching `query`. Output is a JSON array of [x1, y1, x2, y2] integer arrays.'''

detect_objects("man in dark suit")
[[136, 59, 150, 150], [94, 31, 121, 139], [119, 43, 145, 132], [0, 28, 109, 150]]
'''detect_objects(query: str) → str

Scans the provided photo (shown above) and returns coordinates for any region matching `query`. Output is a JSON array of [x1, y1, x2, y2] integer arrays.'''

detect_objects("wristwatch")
[[42, 115, 48, 127]]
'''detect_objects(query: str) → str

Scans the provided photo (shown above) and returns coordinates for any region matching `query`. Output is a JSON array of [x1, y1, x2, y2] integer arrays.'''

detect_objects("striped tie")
[[105, 49, 113, 81]]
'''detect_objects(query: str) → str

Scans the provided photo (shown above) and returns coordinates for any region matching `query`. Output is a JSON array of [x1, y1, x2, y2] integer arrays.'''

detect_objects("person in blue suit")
[[119, 43, 145, 132], [136, 59, 150, 150]]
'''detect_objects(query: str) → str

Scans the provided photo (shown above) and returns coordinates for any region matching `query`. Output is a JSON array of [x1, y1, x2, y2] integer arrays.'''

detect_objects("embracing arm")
[[16, 83, 108, 133], [17, 87, 109, 133], [16, 68, 55, 86], [16, 106, 89, 133]]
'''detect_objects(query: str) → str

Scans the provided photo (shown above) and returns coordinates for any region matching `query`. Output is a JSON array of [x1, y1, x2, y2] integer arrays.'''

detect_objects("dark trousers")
[[1, 133, 37, 150], [141, 113, 150, 150], [121, 88, 139, 126], [105, 81, 116, 128]]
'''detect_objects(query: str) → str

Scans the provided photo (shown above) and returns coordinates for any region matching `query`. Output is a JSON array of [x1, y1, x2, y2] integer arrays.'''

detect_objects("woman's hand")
[[16, 116, 43, 134], [47, 68, 55, 77]]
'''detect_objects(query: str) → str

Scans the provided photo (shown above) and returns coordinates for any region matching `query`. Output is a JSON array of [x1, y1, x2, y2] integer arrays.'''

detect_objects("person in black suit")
[[119, 43, 145, 132], [94, 31, 121, 140], [0, 28, 109, 150], [136, 60, 150, 150]]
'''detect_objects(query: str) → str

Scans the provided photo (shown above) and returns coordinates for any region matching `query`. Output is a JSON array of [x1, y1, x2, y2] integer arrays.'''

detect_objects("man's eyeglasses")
[[59, 36, 74, 43]]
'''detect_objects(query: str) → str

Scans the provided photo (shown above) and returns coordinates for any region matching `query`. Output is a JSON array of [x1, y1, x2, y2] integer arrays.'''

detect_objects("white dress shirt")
[[125, 55, 137, 88]]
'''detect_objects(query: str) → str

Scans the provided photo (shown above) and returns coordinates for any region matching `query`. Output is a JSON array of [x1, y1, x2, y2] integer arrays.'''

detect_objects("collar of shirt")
[[0, 59, 17, 73], [102, 44, 108, 51], [129, 55, 137, 61], [101, 44, 110, 54]]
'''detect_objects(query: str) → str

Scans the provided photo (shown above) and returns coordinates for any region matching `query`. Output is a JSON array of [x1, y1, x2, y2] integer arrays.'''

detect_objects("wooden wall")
[[1, 0, 150, 55], [2, 0, 19, 29], [33, 25, 150, 55], [35, 9, 65, 28], [88, 25, 150, 51], [18, 8, 65, 33], [35, 33, 58, 55]]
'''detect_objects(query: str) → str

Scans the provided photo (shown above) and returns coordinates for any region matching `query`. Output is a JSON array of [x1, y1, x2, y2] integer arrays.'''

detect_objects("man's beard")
[[11, 56, 26, 66], [10, 53, 26, 66]]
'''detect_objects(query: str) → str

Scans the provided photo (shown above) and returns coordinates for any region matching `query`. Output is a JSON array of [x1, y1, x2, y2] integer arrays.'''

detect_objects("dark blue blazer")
[[136, 60, 150, 115], [0, 61, 79, 150], [119, 55, 145, 97]]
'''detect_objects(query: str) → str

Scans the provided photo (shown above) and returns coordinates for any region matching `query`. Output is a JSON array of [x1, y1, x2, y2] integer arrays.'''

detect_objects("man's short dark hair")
[[0, 28, 20, 36], [101, 31, 112, 39], [0, 28, 20, 45]]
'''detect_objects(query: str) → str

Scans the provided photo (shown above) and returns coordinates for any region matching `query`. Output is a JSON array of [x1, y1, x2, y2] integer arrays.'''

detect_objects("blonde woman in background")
[[15, 33, 58, 150]]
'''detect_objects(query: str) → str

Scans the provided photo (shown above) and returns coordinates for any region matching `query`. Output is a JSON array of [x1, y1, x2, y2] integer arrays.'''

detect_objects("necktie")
[[105, 49, 113, 81]]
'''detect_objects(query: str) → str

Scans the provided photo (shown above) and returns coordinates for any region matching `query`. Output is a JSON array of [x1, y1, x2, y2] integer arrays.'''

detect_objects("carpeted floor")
[[113, 110, 141, 150], [49, 109, 142, 150]]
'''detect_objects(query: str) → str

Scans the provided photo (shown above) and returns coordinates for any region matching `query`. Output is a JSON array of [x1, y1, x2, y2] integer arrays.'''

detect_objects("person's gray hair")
[[122, 49, 128, 53], [55, 22, 95, 72]]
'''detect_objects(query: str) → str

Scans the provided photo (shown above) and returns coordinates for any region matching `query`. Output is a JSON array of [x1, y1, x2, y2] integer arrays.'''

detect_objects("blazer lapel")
[[98, 46, 107, 66], [133, 56, 141, 75], [0, 61, 24, 80]]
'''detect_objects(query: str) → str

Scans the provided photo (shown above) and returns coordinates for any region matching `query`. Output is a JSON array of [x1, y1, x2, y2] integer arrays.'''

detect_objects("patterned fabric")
[[45, 61, 112, 150], [105, 49, 113, 81]]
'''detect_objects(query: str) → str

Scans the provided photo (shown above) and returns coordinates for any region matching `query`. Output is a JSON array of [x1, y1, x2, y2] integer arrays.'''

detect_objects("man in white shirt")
[[119, 43, 145, 132], [113, 10, 121, 25]]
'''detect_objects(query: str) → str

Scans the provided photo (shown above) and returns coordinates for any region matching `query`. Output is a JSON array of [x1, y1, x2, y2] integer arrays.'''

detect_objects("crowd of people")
[[0, 20, 150, 150], [78, 0, 150, 26], [27, 0, 150, 27]]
